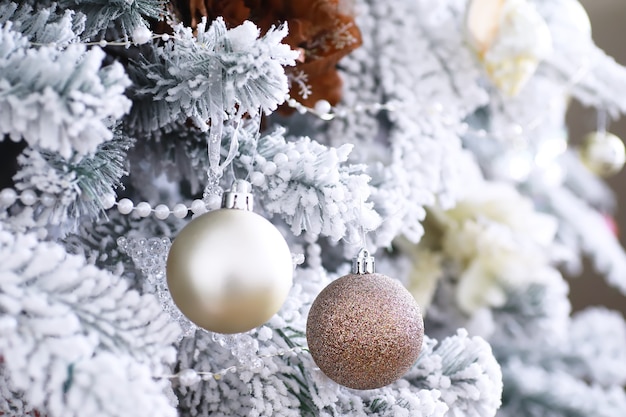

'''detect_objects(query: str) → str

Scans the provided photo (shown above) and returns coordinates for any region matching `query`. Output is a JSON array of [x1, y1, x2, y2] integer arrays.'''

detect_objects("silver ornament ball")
[[166, 208, 293, 334]]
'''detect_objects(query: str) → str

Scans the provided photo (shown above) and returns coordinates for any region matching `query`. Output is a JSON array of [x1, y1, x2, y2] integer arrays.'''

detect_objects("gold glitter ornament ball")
[[306, 273, 424, 390]]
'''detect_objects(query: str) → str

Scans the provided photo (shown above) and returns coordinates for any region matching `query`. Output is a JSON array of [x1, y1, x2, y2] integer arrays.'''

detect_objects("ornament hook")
[[353, 248, 375, 275], [222, 180, 254, 211]]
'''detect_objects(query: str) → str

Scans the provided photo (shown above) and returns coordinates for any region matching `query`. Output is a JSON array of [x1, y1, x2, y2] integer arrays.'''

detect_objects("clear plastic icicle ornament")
[[200, 60, 241, 208], [201, 119, 241, 208]]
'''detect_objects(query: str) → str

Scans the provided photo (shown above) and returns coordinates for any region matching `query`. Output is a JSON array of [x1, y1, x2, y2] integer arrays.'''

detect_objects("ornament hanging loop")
[[597, 107, 609, 136], [222, 179, 254, 211], [353, 248, 375, 275]]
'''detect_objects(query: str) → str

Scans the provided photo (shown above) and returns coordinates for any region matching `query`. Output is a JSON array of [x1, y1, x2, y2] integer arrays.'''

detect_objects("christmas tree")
[[1, 0, 626, 416]]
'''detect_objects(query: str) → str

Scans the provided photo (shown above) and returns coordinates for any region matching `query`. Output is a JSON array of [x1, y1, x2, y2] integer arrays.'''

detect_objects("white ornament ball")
[[166, 208, 293, 334]]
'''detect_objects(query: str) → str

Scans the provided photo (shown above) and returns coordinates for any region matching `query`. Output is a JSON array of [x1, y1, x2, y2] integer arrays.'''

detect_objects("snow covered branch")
[[126, 18, 297, 135], [0, 226, 179, 417]]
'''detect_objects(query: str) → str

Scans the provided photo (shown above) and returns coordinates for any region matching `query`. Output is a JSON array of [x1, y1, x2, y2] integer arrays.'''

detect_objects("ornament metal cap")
[[353, 248, 375, 275], [222, 179, 254, 211]]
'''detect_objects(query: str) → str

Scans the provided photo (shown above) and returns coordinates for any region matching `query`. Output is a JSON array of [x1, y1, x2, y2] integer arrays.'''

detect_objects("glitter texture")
[[306, 273, 424, 390]]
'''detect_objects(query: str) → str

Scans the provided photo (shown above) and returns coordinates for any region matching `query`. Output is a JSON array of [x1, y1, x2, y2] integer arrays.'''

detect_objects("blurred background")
[[567, 0, 626, 316]]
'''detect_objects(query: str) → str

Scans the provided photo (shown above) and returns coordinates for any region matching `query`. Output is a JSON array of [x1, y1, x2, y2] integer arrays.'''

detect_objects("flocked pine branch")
[[568, 47, 626, 118], [0, 1, 84, 45], [237, 127, 380, 243], [490, 275, 571, 352], [560, 151, 616, 212], [0, 225, 180, 417], [0, 25, 131, 158], [112, 118, 211, 198], [357, 388, 447, 417], [11, 134, 133, 225], [406, 329, 503, 417], [495, 307, 626, 388], [535, 0, 626, 118], [175, 329, 305, 417], [330, 0, 488, 129], [63, 208, 181, 281], [566, 308, 626, 387], [126, 18, 297, 135], [500, 361, 626, 417], [173, 267, 326, 417], [292, 0, 488, 246], [63, 212, 131, 273], [0, 360, 34, 416], [485, 271, 626, 417], [11, 147, 80, 226], [57, 0, 164, 40], [547, 187, 626, 295]]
